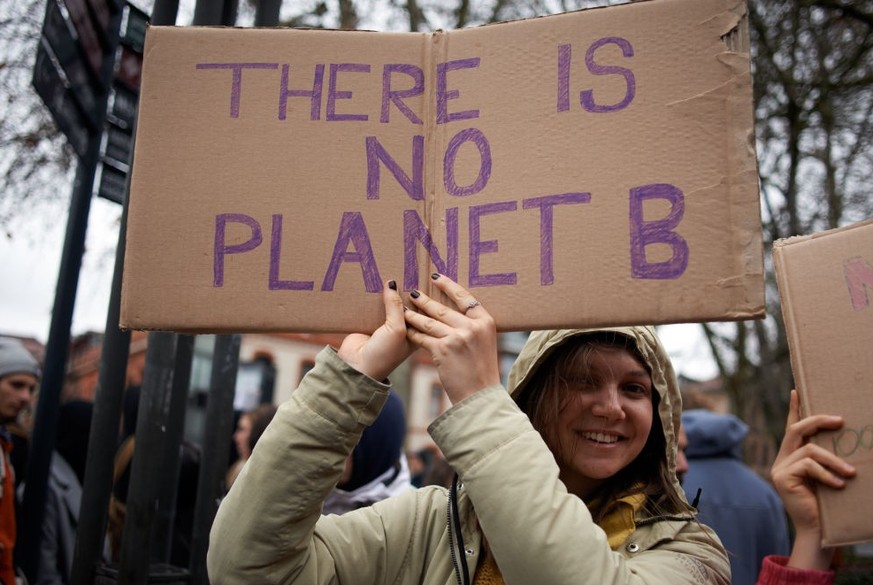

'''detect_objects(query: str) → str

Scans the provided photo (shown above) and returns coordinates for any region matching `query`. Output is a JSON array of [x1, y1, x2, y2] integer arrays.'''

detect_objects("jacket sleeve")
[[429, 386, 732, 585], [755, 556, 835, 585], [208, 346, 388, 584]]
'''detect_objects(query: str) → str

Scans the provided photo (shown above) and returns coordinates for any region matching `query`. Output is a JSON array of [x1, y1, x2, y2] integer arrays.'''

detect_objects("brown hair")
[[247, 404, 279, 453], [516, 332, 691, 522]]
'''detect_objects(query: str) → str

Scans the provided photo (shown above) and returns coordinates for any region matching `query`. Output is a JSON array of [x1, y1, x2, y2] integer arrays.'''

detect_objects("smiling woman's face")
[[542, 345, 654, 499]]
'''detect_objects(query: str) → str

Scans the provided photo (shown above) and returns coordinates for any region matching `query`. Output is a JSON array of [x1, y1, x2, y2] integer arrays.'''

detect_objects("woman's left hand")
[[404, 274, 501, 404]]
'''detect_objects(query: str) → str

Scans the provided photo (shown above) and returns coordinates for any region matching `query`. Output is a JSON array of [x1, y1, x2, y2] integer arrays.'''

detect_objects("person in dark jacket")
[[755, 389, 855, 585], [30, 400, 95, 585], [322, 390, 411, 515], [682, 409, 790, 585]]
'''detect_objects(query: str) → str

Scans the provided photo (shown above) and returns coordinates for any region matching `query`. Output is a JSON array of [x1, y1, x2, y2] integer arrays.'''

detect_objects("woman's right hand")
[[770, 389, 856, 570], [337, 280, 413, 382]]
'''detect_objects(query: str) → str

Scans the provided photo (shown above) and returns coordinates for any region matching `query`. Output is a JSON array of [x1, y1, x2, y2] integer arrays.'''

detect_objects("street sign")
[[33, 0, 119, 158], [121, 3, 148, 53], [103, 123, 131, 166], [86, 0, 114, 42], [96, 154, 129, 204], [32, 39, 90, 158], [95, 2, 146, 204], [33, 0, 142, 201], [41, 0, 102, 129], [106, 83, 138, 130], [62, 0, 107, 77]]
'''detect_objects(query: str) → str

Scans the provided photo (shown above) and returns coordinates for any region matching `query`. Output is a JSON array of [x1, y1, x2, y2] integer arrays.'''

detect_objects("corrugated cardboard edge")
[[668, 0, 763, 321], [773, 217, 873, 250], [772, 216, 873, 547], [726, 0, 767, 320]]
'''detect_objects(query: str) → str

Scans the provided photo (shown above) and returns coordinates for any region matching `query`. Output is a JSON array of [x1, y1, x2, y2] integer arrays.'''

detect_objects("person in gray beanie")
[[0, 337, 40, 585], [0, 338, 40, 410]]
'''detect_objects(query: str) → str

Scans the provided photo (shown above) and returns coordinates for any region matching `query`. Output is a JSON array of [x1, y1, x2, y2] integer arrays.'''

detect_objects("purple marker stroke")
[[629, 183, 689, 280], [214, 213, 263, 286], [196, 62, 279, 118]]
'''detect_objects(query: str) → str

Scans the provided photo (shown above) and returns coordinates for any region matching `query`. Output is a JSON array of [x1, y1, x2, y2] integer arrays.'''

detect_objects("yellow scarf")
[[590, 491, 647, 550], [471, 491, 647, 585]]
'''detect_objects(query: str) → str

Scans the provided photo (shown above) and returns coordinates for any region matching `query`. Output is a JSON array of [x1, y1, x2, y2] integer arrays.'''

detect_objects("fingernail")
[[388, 280, 397, 290], [410, 290, 420, 298], [431, 272, 440, 280]]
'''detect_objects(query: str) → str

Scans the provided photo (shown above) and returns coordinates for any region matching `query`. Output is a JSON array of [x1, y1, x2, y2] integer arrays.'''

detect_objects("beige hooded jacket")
[[208, 327, 730, 585]]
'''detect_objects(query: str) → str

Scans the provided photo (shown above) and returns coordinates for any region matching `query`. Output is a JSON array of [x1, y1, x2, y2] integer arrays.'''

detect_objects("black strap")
[[450, 475, 470, 585], [691, 487, 702, 509]]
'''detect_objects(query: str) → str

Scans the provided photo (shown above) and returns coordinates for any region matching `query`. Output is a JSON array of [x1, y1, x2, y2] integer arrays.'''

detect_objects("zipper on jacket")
[[447, 475, 470, 585]]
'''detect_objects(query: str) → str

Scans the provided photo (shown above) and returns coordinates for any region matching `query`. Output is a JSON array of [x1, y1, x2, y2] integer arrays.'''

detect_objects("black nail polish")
[[431, 272, 440, 280], [388, 280, 397, 290], [410, 290, 420, 298]]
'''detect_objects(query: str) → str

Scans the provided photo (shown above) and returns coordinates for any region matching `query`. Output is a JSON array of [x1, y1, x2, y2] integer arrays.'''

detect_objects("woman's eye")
[[624, 384, 650, 396]]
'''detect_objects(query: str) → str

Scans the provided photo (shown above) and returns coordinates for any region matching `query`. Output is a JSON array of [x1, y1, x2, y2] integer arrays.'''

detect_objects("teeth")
[[582, 432, 618, 444]]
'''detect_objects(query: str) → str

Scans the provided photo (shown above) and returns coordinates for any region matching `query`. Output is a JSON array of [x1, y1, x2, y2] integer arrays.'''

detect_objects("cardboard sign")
[[121, 0, 764, 333], [774, 218, 873, 546]]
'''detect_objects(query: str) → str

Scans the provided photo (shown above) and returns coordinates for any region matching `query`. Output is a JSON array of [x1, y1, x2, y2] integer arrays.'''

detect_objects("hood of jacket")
[[505, 327, 685, 502], [681, 409, 747, 459]]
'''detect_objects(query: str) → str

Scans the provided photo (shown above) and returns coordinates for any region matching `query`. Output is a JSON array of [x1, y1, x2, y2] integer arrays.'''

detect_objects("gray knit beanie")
[[0, 337, 41, 379]]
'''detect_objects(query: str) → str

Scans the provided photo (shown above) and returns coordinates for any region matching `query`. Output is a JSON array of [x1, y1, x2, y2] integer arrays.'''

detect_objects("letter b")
[[629, 184, 688, 280]]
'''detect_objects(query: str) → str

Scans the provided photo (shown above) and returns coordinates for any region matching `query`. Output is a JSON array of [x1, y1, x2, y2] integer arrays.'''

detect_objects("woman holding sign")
[[208, 274, 730, 585], [755, 390, 856, 585]]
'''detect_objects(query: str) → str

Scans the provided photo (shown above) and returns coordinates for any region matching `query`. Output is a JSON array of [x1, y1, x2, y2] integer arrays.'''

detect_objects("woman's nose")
[[590, 386, 625, 420]]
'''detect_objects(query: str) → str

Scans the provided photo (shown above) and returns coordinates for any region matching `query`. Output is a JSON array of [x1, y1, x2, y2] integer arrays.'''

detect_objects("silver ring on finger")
[[464, 300, 481, 314]]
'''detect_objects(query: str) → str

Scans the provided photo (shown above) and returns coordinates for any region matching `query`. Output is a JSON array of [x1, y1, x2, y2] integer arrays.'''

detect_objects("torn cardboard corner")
[[773, 217, 873, 547], [121, 0, 764, 334]]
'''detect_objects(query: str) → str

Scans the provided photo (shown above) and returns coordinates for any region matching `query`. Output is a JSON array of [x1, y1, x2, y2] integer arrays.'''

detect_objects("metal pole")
[[221, 0, 239, 27], [69, 1, 181, 581], [18, 156, 95, 583], [116, 332, 176, 585], [151, 0, 180, 26], [255, 0, 281, 26], [68, 181, 132, 585], [152, 335, 195, 564], [188, 334, 241, 585], [192, 1, 225, 25], [18, 6, 124, 582]]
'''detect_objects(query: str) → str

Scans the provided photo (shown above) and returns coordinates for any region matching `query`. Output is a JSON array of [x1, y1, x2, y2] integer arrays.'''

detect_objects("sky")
[[1, 197, 121, 342], [0, 197, 720, 381]]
